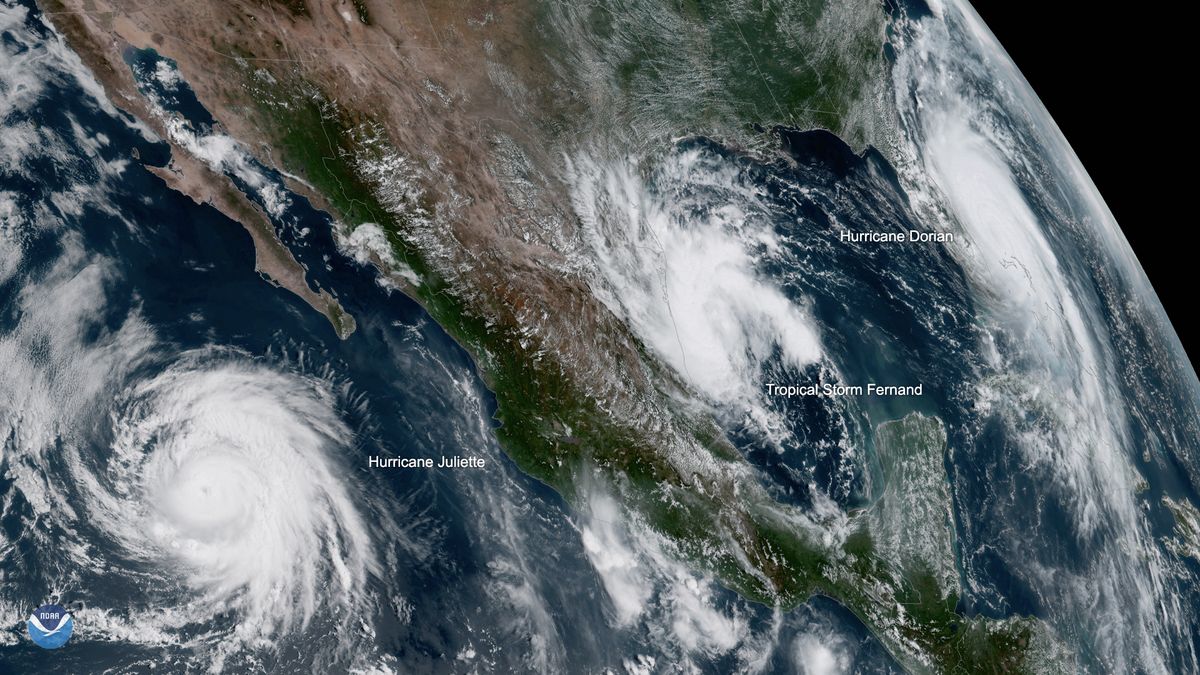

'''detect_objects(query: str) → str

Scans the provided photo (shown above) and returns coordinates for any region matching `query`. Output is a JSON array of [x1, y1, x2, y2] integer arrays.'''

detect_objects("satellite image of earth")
[[1, 0, 1198, 672]]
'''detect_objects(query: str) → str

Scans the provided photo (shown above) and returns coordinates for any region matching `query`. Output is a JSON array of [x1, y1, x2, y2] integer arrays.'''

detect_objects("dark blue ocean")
[[0, 1, 908, 671], [5, 0, 1200, 670]]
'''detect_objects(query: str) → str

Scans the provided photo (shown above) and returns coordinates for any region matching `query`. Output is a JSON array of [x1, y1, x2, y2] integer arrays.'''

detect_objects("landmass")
[[37, 0, 1065, 669]]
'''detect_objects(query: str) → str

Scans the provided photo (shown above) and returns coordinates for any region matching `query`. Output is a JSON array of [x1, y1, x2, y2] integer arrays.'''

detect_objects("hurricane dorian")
[[1, 0, 1198, 673]]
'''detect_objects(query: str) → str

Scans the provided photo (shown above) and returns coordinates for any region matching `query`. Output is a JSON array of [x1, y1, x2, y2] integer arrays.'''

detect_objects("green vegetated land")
[[212, 3, 1061, 669], [259, 103, 1052, 672], [535, 0, 889, 148]]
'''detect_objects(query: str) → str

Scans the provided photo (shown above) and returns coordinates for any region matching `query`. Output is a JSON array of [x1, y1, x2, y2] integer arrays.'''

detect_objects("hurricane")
[[888, 2, 1199, 670], [0, 6, 384, 667], [3, 0, 1199, 671], [95, 355, 375, 644]]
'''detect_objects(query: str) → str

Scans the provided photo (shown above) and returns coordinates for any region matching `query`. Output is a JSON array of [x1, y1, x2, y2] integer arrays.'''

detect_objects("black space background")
[[963, 2, 1194, 365]]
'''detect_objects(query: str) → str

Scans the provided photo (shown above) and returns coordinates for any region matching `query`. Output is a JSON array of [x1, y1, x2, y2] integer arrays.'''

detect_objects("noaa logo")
[[27, 603, 73, 649]]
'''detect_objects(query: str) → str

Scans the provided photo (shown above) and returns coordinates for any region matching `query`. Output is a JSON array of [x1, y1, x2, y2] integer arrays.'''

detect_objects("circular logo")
[[27, 603, 73, 649]]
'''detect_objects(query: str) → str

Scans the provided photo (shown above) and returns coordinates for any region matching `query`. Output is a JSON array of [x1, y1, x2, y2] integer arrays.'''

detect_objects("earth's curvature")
[[0, 0, 1197, 672]]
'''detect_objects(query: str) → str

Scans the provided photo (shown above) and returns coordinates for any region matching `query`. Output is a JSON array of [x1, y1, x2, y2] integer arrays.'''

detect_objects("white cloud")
[[568, 149, 823, 414], [793, 632, 850, 675]]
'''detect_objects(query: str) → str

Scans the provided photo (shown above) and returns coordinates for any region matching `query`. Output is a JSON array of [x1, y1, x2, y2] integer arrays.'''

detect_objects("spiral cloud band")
[[78, 354, 377, 649]]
